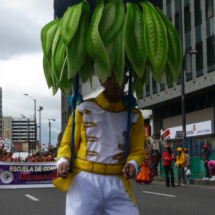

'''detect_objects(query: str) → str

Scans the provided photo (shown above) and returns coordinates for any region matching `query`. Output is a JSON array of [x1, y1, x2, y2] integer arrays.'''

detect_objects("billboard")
[[161, 120, 214, 140]]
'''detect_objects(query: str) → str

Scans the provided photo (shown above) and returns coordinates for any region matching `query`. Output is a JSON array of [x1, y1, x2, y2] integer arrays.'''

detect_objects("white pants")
[[66, 171, 139, 215]]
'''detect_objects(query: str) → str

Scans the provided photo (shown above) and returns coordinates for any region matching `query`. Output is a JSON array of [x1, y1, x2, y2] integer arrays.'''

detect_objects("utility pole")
[[38, 106, 43, 154]]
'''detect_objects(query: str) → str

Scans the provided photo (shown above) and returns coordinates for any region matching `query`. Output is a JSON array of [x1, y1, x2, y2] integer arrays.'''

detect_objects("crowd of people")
[[0, 150, 56, 162], [134, 143, 215, 188], [162, 144, 215, 187]]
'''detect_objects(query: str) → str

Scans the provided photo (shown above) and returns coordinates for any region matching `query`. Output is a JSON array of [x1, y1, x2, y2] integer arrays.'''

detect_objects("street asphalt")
[[0, 181, 214, 215]]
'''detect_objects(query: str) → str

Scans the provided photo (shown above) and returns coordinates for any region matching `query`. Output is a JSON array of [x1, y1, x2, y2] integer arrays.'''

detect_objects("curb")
[[154, 177, 215, 187]]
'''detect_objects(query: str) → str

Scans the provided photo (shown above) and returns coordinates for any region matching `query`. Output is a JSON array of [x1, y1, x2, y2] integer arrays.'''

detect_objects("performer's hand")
[[123, 163, 136, 179], [58, 162, 69, 179]]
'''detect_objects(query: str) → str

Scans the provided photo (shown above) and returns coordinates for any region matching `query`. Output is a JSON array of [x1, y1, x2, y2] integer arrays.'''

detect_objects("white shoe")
[[207, 178, 210, 180], [210, 176, 215, 181], [202, 177, 207, 180]]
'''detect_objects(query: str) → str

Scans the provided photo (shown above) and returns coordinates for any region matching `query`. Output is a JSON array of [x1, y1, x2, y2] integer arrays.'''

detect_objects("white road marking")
[[25, 194, 39, 201], [142, 191, 176, 197]]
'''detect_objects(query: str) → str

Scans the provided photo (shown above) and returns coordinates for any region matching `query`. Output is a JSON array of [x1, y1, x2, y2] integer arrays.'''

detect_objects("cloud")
[[0, 0, 54, 60], [0, 1, 63, 147], [1, 53, 61, 147]]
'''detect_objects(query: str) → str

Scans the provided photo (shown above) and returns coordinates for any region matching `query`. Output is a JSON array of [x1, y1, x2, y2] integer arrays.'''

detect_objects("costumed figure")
[[208, 160, 215, 180], [202, 144, 210, 180], [54, 69, 146, 214], [135, 149, 153, 184], [40, 0, 183, 213]]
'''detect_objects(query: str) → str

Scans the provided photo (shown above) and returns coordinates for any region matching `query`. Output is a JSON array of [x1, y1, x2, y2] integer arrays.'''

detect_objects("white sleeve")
[[128, 160, 139, 176], [57, 157, 69, 169]]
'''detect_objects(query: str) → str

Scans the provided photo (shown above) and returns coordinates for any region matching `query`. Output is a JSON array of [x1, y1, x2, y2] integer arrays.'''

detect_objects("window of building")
[[195, 0, 202, 27], [206, 0, 214, 19], [184, 5, 191, 33], [185, 48, 192, 81], [177, 73, 181, 85], [156, 0, 163, 10], [175, 12, 180, 35], [152, 78, 157, 94], [160, 76, 165, 91], [195, 41, 203, 75], [166, 0, 171, 5], [146, 71, 150, 97], [207, 35, 215, 67]]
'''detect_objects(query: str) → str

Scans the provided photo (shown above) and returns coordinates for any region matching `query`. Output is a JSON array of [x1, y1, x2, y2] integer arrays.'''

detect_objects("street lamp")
[[24, 94, 37, 155], [48, 119, 56, 147], [38, 106, 43, 153], [179, 1, 197, 141]]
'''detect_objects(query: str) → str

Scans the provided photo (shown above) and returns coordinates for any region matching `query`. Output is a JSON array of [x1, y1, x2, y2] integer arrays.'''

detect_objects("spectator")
[[152, 149, 161, 178], [175, 147, 186, 186], [163, 145, 175, 187], [6, 152, 13, 162], [208, 160, 215, 180], [183, 148, 190, 184], [202, 144, 210, 180], [2, 150, 8, 161]]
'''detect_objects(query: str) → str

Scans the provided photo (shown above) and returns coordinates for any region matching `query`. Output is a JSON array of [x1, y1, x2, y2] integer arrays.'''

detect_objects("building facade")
[[11, 117, 36, 150], [2, 116, 12, 139], [61, 0, 215, 145], [138, 0, 215, 143]]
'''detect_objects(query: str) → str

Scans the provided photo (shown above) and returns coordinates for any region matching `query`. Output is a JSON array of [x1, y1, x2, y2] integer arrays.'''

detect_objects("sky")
[[0, 0, 61, 147]]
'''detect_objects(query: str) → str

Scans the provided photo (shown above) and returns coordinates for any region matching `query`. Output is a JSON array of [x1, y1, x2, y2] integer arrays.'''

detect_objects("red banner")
[[145, 126, 151, 137]]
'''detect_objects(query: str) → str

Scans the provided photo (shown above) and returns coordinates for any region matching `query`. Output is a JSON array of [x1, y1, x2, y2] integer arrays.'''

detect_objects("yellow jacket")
[[175, 152, 186, 168], [53, 92, 146, 205]]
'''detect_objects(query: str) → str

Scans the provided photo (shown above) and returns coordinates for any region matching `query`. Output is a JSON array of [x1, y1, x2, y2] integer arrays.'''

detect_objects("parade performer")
[[208, 160, 215, 180], [163, 145, 175, 187], [40, 0, 183, 214], [53, 69, 146, 215], [135, 149, 153, 184]]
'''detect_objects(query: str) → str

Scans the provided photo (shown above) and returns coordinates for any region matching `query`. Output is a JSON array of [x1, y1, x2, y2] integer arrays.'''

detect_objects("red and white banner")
[[145, 126, 151, 137]]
